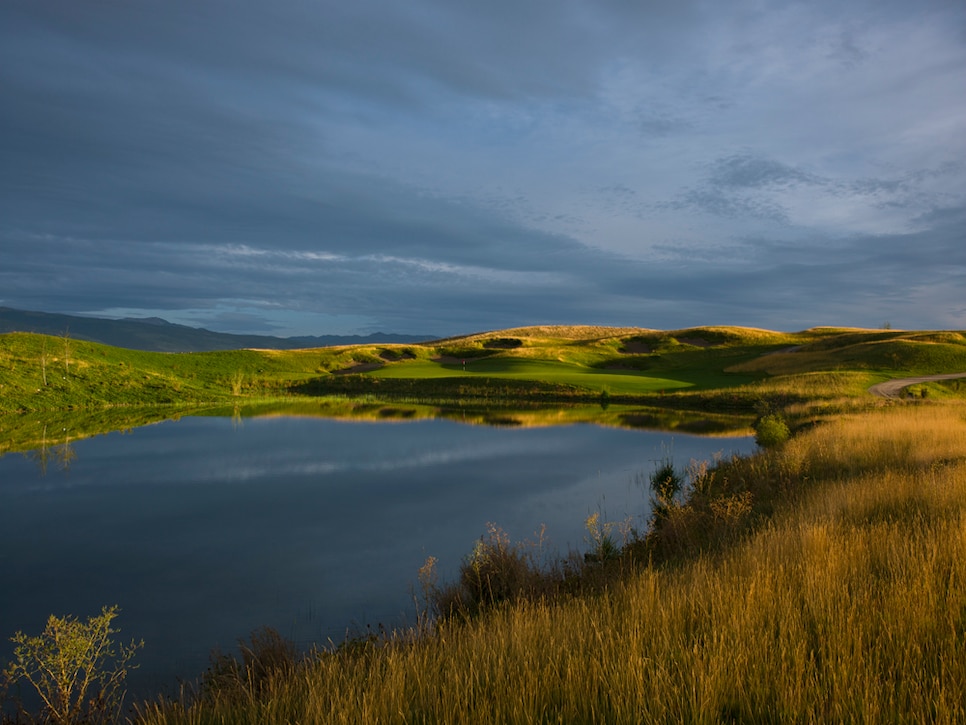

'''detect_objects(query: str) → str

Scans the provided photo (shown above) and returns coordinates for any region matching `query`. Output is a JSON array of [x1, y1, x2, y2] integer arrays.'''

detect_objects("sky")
[[1, 1, 964, 338]]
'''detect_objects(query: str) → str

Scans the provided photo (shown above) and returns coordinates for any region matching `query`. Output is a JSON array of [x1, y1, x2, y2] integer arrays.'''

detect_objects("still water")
[[0, 414, 753, 695]]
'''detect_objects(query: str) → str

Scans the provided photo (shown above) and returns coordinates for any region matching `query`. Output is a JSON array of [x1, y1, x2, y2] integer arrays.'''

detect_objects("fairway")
[[369, 356, 693, 394]]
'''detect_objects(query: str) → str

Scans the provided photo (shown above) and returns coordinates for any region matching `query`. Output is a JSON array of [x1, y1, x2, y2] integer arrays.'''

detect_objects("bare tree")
[[62, 327, 71, 380], [40, 336, 49, 386]]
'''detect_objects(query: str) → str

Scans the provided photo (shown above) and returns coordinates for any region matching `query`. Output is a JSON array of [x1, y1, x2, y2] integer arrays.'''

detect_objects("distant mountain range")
[[0, 307, 434, 352]]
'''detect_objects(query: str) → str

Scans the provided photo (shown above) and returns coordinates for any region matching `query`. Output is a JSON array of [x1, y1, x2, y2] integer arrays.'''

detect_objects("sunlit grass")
[[729, 333, 966, 377], [781, 400, 966, 476], [371, 356, 693, 394], [0, 332, 322, 413]]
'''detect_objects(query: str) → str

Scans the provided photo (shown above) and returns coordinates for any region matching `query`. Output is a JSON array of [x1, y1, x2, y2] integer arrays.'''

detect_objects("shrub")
[[201, 627, 298, 700], [2, 605, 142, 725], [482, 338, 523, 349], [431, 523, 560, 618], [461, 524, 534, 609], [755, 413, 790, 448]]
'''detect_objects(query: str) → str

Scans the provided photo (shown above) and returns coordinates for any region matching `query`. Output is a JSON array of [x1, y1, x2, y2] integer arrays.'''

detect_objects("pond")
[[0, 410, 754, 697]]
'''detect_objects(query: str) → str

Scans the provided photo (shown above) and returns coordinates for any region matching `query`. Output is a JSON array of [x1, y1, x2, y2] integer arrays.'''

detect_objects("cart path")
[[868, 372, 966, 398]]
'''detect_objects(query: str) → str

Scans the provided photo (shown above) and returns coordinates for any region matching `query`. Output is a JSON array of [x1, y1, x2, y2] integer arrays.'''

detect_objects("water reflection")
[[21, 424, 76, 474], [0, 400, 752, 467], [0, 407, 754, 698]]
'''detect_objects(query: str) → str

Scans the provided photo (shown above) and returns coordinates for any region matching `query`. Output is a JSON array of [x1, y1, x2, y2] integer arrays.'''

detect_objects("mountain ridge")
[[0, 307, 433, 352]]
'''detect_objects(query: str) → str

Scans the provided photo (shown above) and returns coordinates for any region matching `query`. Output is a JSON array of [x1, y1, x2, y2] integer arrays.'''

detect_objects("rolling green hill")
[[2, 325, 965, 417]]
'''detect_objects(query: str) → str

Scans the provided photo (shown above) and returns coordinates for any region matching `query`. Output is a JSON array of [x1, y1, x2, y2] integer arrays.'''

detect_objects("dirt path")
[[868, 372, 966, 399]]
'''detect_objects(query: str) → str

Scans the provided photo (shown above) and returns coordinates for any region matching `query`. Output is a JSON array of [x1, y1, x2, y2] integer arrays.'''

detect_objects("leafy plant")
[[3, 605, 142, 725]]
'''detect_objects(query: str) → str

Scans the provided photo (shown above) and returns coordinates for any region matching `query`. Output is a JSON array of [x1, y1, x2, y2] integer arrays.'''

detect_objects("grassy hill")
[[3, 325, 966, 417]]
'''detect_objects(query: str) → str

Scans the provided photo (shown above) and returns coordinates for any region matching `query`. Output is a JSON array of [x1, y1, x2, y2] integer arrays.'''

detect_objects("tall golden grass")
[[781, 400, 966, 477], [137, 402, 966, 724]]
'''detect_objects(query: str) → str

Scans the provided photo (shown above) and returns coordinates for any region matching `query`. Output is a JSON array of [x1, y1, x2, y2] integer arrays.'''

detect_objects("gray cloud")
[[651, 153, 827, 225], [638, 113, 692, 138], [2, 0, 965, 335], [673, 188, 792, 223], [708, 155, 824, 190]]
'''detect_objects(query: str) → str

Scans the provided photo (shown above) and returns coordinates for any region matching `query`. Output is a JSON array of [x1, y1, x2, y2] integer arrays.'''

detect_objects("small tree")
[[62, 328, 71, 381], [3, 605, 142, 725]]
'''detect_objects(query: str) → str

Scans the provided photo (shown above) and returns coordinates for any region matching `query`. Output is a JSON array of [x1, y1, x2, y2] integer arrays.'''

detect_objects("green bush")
[[755, 413, 790, 448]]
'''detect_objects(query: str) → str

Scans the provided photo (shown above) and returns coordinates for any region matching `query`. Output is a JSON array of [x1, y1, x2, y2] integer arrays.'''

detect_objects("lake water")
[[0, 413, 753, 697]]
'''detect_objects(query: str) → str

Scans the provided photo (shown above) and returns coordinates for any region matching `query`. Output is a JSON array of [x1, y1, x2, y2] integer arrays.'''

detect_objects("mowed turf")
[[370, 357, 693, 394]]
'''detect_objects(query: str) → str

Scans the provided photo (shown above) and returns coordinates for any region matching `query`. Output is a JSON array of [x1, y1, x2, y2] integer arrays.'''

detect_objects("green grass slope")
[[3, 326, 966, 415], [0, 332, 322, 413]]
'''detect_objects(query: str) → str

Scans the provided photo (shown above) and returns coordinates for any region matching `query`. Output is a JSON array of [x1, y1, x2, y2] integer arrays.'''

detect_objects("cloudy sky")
[[2, 0, 964, 337]]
